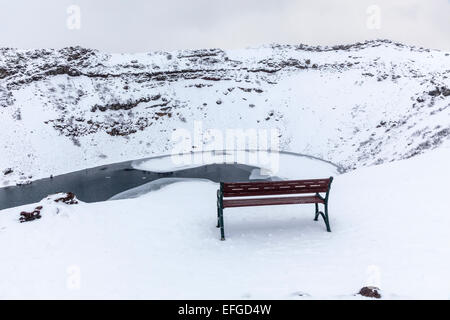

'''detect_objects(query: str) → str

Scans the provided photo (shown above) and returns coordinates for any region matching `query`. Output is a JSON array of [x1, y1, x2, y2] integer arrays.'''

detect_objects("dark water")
[[0, 161, 261, 210]]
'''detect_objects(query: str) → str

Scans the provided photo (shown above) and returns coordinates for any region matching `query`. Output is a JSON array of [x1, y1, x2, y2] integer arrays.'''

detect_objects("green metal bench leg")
[[314, 177, 332, 232], [315, 211, 331, 232], [216, 203, 220, 228], [217, 183, 226, 240], [218, 207, 225, 240], [314, 203, 331, 232], [323, 203, 331, 232], [314, 203, 319, 221]]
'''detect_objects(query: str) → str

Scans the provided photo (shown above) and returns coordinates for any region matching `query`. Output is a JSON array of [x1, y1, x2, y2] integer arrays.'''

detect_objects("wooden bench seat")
[[223, 195, 324, 208], [216, 177, 333, 240]]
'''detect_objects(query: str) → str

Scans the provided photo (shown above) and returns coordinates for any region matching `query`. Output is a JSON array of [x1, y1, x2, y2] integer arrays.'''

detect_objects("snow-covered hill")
[[1, 39, 449, 186], [1, 148, 449, 299]]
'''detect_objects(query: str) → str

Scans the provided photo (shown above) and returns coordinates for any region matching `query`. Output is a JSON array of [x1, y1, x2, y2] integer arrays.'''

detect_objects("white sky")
[[0, 0, 449, 52]]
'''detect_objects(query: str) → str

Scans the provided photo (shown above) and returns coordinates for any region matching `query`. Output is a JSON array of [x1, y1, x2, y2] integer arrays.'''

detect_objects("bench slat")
[[222, 178, 331, 197], [223, 195, 324, 208], [224, 178, 329, 188], [223, 188, 328, 197]]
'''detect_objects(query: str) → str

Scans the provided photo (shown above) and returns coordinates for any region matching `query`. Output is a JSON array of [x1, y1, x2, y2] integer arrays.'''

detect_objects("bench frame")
[[216, 177, 333, 240]]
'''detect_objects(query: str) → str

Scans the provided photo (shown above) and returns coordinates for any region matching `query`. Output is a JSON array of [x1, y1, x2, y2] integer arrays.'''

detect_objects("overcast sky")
[[0, 0, 449, 52]]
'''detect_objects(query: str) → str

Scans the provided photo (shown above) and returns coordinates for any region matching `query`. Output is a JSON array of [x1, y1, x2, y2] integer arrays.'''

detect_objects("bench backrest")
[[222, 178, 332, 197]]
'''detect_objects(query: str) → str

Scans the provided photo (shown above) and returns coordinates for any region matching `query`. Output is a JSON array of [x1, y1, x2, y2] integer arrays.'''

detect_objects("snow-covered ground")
[[1, 148, 449, 299]]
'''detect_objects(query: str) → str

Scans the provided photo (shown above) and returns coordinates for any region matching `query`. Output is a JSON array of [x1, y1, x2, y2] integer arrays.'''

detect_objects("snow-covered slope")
[[0, 148, 449, 299], [1, 40, 449, 186]]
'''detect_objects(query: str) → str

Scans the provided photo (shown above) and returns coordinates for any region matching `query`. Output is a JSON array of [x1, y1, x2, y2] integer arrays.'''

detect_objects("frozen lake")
[[0, 150, 341, 210]]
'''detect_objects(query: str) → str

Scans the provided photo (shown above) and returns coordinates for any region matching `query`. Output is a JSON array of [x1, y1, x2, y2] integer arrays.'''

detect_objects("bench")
[[216, 177, 333, 240]]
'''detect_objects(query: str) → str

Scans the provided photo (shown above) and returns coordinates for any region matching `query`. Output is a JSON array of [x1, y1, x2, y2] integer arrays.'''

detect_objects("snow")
[[1, 148, 449, 299], [131, 150, 340, 178], [109, 177, 210, 200]]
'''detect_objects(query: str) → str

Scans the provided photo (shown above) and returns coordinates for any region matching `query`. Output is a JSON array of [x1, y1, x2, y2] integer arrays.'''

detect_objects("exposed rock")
[[53, 192, 79, 205], [90, 95, 162, 112], [19, 206, 43, 223], [428, 88, 441, 96], [358, 286, 381, 299], [16, 176, 32, 185], [2, 168, 13, 175], [441, 86, 450, 96]]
